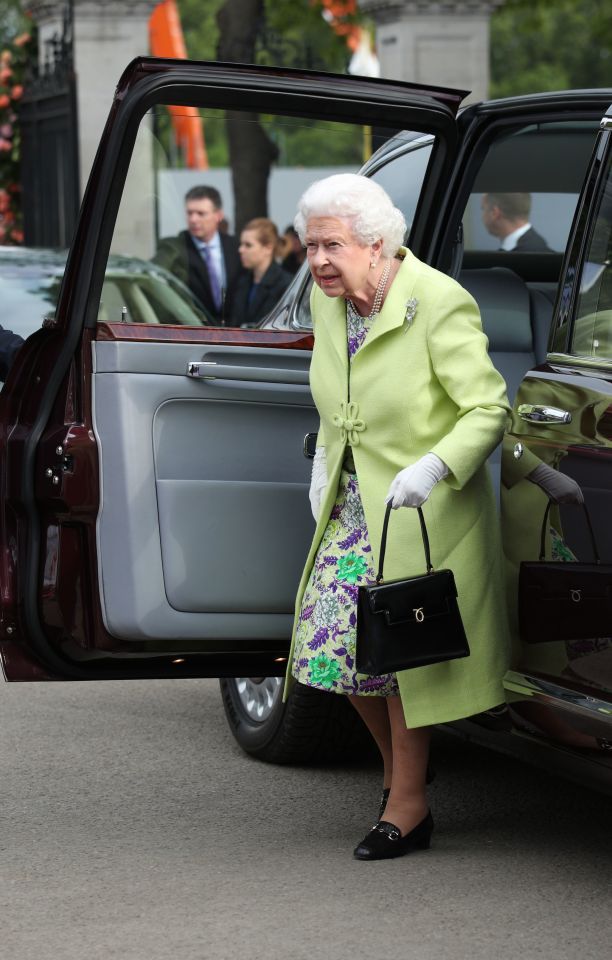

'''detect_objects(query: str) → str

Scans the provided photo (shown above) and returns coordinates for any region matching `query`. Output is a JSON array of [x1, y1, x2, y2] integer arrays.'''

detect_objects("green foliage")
[[262, 0, 355, 72], [0, 14, 33, 244], [177, 0, 223, 64], [171, 0, 362, 169], [0, 0, 27, 43], [264, 116, 362, 166], [177, 0, 356, 71], [490, 0, 612, 98]]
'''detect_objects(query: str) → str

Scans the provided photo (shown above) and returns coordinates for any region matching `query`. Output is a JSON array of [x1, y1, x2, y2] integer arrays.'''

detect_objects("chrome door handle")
[[517, 403, 572, 424], [187, 361, 217, 379], [186, 360, 309, 385]]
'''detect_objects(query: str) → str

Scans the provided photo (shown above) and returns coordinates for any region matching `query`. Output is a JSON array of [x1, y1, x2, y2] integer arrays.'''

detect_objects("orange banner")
[[149, 0, 208, 169]]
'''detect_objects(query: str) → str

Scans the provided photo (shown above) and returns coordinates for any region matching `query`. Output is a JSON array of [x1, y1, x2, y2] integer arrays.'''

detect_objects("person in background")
[[231, 219, 292, 327], [481, 192, 551, 251], [281, 225, 306, 275], [0, 325, 24, 381], [153, 185, 242, 323]]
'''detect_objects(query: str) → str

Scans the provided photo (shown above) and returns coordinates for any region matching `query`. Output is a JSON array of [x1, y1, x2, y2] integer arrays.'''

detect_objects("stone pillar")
[[359, 1, 506, 104], [26, 1, 158, 256]]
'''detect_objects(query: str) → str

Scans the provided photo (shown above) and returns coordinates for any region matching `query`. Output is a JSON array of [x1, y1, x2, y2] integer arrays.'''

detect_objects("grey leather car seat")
[[459, 267, 553, 497]]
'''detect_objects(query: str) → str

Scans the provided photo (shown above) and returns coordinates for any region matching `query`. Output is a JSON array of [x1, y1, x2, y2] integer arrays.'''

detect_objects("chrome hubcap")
[[234, 676, 283, 723]]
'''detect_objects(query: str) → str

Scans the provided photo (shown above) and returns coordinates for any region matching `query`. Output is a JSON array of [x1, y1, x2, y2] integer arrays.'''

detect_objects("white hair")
[[294, 173, 406, 257]]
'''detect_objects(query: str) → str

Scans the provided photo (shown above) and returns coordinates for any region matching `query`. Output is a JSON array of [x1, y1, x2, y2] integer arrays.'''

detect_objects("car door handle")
[[186, 361, 309, 385], [517, 403, 572, 424]]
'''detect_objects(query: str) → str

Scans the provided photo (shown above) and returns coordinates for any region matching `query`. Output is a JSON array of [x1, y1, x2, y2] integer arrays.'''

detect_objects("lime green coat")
[[285, 249, 512, 728]]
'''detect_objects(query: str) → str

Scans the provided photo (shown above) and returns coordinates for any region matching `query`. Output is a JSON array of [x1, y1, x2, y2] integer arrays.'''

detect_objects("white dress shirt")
[[501, 222, 532, 251]]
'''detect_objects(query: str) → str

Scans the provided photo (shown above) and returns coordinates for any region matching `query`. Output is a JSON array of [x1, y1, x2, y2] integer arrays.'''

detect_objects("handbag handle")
[[539, 499, 600, 563], [376, 503, 433, 584]]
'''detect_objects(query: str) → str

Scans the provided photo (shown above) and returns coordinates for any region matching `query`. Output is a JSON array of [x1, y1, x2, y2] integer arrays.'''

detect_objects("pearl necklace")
[[347, 258, 391, 322]]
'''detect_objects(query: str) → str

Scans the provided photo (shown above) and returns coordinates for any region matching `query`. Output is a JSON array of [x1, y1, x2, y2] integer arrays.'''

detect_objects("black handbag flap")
[[365, 568, 458, 627], [520, 561, 612, 602]]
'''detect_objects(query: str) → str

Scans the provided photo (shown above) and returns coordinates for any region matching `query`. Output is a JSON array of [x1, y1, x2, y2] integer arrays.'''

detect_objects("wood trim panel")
[[96, 322, 314, 351]]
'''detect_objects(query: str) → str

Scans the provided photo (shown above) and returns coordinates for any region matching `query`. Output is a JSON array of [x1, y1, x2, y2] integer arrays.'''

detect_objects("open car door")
[[0, 60, 464, 680]]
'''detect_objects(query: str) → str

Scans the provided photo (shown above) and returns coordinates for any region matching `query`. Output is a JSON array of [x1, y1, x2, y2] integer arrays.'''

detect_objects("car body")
[[1, 59, 612, 795], [0, 247, 211, 345]]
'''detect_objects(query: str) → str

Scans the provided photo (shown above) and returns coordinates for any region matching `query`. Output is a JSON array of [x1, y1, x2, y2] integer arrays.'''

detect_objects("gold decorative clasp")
[[570, 589, 582, 603], [413, 607, 425, 623], [332, 400, 366, 446]]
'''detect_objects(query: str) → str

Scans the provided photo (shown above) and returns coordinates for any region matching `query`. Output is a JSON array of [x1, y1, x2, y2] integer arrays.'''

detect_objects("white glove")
[[386, 453, 449, 509], [309, 446, 328, 521], [527, 463, 584, 504]]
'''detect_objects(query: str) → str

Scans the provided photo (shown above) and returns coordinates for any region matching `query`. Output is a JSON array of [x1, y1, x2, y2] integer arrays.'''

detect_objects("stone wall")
[[26, 1, 157, 256], [360, 1, 507, 103]]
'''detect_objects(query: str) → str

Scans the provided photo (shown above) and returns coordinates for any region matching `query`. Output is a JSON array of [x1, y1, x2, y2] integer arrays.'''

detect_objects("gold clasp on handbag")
[[570, 589, 582, 603], [413, 607, 425, 623]]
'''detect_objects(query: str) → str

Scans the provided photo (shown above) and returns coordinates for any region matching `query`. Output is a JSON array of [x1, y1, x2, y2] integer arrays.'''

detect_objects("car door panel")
[[93, 341, 314, 641], [0, 60, 467, 679]]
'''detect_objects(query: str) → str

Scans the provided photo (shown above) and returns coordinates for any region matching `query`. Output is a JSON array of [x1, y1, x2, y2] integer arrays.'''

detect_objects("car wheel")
[[219, 676, 375, 764]]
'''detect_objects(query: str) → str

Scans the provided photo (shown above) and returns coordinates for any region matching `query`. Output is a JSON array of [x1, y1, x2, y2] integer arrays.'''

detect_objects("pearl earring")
[[370, 260, 376, 269]]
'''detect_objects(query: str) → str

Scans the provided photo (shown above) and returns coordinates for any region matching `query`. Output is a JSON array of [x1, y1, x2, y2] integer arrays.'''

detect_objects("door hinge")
[[44, 449, 74, 486]]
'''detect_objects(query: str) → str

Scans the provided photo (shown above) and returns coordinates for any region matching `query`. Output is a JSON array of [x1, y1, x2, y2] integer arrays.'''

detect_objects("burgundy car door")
[[502, 110, 612, 755], [0, 60, 464, 681]]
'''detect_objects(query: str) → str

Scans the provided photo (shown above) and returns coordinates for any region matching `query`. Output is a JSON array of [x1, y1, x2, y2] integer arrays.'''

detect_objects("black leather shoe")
[[353, 811, 434, 861]]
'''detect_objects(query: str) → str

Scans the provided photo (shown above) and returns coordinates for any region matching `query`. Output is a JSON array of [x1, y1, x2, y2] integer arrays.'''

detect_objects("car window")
[[105, 107, 441, 331], [463, 121, 599, 255], [0, 253, 210, 342], [0, 265, 61, 337], [368, 138, 434, 237], [99, 272, 209, 325], [569, 152, 612, 359]]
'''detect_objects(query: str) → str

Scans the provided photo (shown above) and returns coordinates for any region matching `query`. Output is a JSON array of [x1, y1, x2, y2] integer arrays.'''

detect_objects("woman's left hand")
[[385, 453, 449, 509]]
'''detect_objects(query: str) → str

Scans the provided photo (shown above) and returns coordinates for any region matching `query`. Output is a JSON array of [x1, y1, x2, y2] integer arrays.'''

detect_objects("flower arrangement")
[[0, 30, 32, 245]]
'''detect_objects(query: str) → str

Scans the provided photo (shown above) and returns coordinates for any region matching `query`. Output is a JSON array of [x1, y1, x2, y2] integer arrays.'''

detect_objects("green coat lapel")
[[315, 290, 348, 375]]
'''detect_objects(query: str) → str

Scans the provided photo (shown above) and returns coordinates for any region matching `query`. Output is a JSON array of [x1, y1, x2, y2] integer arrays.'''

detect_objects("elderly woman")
[[284, 173, 511, 861]]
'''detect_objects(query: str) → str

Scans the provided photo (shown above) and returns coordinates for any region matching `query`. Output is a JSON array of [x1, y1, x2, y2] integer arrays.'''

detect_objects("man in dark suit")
[[481, 192, 551, 251], [153, 186, 242, 323]]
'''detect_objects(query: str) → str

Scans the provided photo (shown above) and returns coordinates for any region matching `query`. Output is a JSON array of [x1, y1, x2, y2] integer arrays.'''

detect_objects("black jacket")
[[513, 226, 551, 252], [0, 325, 24, 381], [153, 230, 243, 322], [230, 262, 292, 327]]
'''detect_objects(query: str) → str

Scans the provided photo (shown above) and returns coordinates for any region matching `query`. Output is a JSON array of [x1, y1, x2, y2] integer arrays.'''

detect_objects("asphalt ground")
[[2, 676, 612, 960]]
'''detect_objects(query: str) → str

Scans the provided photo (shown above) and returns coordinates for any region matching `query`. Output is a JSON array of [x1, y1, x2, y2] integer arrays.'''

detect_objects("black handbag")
[[519, 500, 612, 644], [355, 503, 470, 675]]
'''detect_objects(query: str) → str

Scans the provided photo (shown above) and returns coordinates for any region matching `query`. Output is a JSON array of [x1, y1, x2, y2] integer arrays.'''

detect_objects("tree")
[[490, 0, 612, 98], [216, 0, 278, 231], [176, 0, 361, 229], [178, 0, 356, 73]]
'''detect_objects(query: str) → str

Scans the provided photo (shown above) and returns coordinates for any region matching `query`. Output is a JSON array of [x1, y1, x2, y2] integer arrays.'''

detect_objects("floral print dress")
[[290, 304, 400, 697]]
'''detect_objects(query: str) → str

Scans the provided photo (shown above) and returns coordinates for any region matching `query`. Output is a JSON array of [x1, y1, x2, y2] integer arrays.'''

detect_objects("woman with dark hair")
[[281, 225, 307, 275], [231, 218, 291, 327]]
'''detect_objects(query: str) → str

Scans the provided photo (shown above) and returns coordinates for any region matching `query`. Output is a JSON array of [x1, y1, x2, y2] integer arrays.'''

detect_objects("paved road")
[[2, 676, 612, 960]]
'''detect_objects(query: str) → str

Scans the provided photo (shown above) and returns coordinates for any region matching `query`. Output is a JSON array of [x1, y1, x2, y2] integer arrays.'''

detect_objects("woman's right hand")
[[309, 446, 328, 521]]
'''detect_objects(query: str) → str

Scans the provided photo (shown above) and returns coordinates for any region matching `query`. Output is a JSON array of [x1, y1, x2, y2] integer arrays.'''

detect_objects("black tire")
[[220, 676, 376, 765]]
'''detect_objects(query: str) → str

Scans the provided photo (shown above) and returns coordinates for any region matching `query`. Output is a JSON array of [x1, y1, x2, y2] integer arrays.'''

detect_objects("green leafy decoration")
[[0, 2, 32, 245]]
